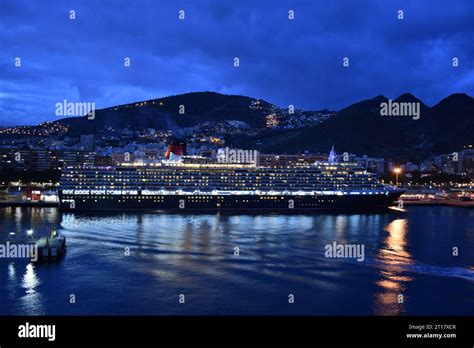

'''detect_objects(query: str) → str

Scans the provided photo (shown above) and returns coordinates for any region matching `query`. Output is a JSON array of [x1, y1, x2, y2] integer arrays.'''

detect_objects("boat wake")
[[352, 256, 474, 282]]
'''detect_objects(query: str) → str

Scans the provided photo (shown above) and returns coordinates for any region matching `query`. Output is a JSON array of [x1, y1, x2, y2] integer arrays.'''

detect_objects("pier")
[[2, 228, 67, 263], [34, 230, 67, 262], [402, 199, 474, 208], [0, 201, 59, 208]]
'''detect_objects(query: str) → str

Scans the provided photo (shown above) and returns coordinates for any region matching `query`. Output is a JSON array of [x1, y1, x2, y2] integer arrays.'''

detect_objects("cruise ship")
[[58, 148, 403, 212]]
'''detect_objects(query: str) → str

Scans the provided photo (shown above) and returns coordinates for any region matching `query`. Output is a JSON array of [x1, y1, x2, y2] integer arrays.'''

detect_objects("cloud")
[[0, 0, 472, 125]]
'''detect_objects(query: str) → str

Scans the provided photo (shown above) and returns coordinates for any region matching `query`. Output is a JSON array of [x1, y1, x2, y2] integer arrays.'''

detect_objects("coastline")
[[0, 201, 59, 208], [0, 199, 472, 209]]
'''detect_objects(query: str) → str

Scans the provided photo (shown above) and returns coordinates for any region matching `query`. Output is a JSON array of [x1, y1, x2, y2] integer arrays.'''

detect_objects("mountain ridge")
[[4, 91, 473, 161]]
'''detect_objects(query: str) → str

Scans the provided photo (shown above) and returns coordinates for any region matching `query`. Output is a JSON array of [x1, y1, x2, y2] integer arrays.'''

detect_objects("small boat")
[[33, 228, 66, 262]]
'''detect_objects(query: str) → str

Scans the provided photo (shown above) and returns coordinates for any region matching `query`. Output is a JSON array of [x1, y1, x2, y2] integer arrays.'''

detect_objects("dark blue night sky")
[[1, 0, 473, 125]]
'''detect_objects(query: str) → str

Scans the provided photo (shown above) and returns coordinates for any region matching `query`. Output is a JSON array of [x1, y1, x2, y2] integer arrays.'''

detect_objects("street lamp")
[[393, 167, 402, 186]]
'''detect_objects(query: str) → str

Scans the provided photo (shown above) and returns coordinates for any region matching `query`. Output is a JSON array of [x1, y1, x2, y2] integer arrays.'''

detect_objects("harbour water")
[[0, 206, 473, 315]]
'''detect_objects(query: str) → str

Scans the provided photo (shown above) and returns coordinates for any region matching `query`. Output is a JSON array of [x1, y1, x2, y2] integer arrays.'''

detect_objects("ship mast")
[[328, 145, 336, 163]]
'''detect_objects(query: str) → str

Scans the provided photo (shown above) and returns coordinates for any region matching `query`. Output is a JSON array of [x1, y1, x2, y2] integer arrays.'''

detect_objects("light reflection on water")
[[20, 263, 45, 315], [0, 207, 473, 315], [374, 218, 413, 315]]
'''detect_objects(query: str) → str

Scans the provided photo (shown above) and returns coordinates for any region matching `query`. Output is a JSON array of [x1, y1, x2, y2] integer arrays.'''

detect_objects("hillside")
[[250, 93, 473, 160], [58, 92, 272, 136], [29, 91, 474, 160]]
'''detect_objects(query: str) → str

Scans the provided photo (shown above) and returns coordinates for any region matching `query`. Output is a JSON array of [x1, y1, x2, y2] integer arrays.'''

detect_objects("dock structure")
[[401, 198, 474, 208], [0, 201, 59, 208], [34, 229, 67, 262]]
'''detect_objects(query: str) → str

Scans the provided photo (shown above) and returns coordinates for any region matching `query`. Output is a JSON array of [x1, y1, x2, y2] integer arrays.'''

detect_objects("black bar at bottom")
[[0, 316, 472, 346]]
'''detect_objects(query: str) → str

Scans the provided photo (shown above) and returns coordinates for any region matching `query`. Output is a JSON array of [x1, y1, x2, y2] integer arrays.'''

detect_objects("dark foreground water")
[[0, 206, 473, 315]]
